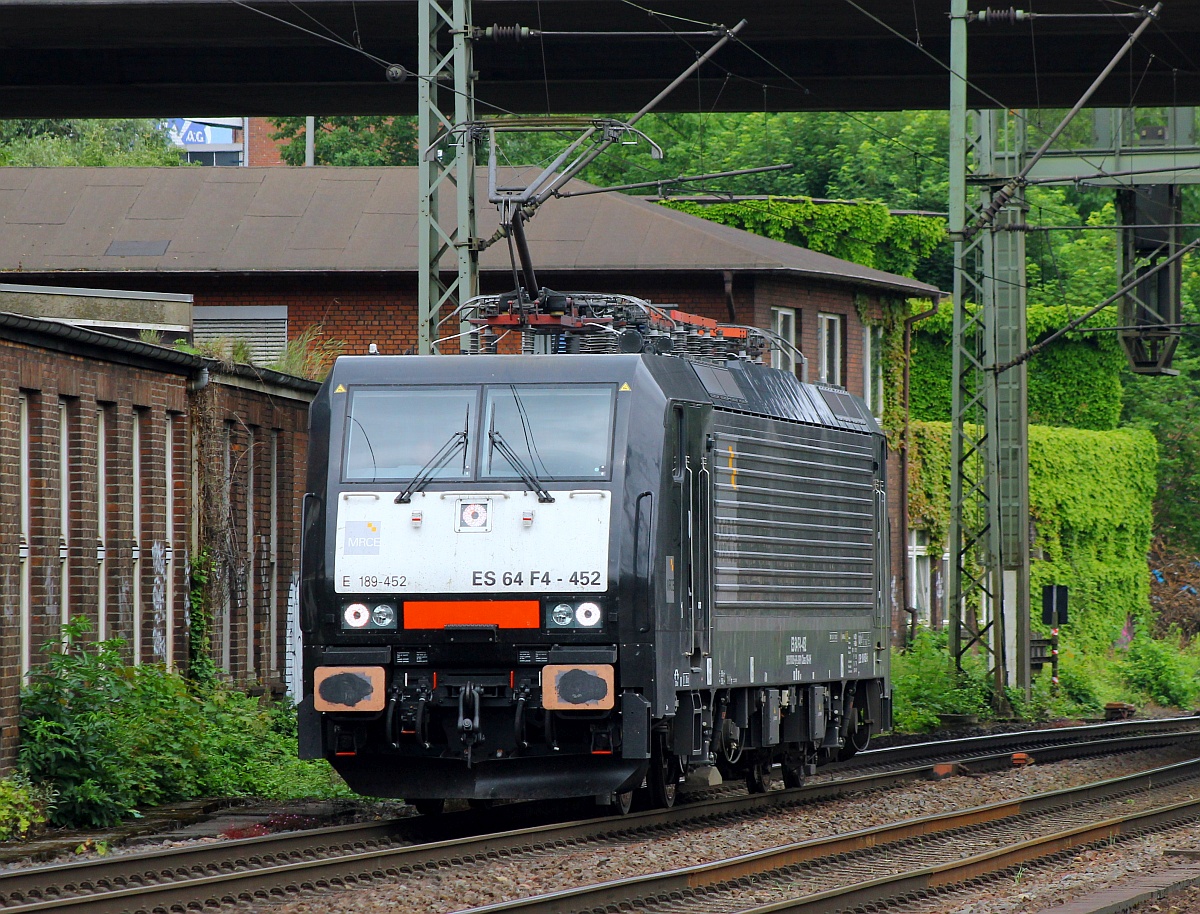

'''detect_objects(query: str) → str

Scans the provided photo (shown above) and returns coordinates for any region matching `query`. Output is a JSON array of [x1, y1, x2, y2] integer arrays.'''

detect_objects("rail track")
[[460, 756, 1200, 914], [3, 717, 1198, 914]]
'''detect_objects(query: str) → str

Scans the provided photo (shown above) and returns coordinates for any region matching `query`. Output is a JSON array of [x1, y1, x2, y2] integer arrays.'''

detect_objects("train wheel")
[[647, 735, 680, 809], [745, 756, 769, 794], [410, 798, 445, 816], [611, 789, 635, 816]]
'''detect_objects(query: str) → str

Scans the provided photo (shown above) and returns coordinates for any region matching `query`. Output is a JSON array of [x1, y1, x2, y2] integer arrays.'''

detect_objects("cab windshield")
[[343, 388, 474, 482], [482, 384, 614, 480]]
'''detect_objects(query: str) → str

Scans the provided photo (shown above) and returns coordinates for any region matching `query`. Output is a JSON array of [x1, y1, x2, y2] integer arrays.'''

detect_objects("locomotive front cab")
[[300, 356, 656, 804]]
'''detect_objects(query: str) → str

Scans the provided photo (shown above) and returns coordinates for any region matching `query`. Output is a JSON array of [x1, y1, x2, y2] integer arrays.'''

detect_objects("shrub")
[[173, 335, 255, 366], [19, 620, 144, 826], [1120, 630, 1200, 709], [891, 628, 992, 731], [1053, 665, 1104, 714], [0, 774, 55, 842], [20, 618, 350, 830], [196, 690, 352, 800]]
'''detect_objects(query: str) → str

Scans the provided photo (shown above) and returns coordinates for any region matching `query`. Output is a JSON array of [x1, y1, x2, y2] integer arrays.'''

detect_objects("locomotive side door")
[[672, 402, 713, 664]]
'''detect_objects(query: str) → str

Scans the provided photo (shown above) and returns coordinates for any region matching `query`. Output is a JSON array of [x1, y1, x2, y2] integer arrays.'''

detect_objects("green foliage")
[[538, 110, 950, 211], [20, 618, 350, 830], [661, 199, 944, 279], [187, 549, 217, 688], [1122, 269, 1200, 552], [174, 336, 255, 366], [909, 422, 1156, 658], [270, 116, 419, 166], [1027, 425, 1157, 655], [891, 628, 992, 731], [909, 304, 1125, 432], [1119, 630, 1200, 708], [1024, 191, 1119, 313], [910, 190, 1128, 431], [190, 689, 349, 799], [266, 325, 345, 381], [20, 622, 148, 826], [905, 421, 953, 557], [891, 629, 1108, 732], [0, 774, 55, 842], [0, 119, 182, 166], [1029, 664, 1103, 720]]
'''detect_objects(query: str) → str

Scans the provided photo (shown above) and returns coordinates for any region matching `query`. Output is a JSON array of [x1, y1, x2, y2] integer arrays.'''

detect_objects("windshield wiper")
[[489, 428, 555, 503], [395, 414, 470, 504]]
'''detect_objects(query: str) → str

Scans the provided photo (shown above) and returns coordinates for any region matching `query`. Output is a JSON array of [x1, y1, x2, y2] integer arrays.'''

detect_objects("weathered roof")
[[0, 308, 323, 392], [0, 167, 941, 298], [0, 309, 204, 373]]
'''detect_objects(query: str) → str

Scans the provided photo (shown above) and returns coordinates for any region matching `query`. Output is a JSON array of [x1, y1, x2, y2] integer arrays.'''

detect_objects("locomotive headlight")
[[343, 603, 370, 628], [371, 604, 397, 628], [575, 602, 602, 627], [551, 603, 574, 626]]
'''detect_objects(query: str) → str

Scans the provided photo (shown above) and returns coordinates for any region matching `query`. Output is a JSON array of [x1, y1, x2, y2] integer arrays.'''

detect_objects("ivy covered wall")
[[909, 420, 1157, 654], [908, 304, 1125, 431]]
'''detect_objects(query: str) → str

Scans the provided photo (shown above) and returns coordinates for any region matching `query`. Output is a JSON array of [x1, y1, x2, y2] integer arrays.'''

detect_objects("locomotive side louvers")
[[712, 413, 877, 613]]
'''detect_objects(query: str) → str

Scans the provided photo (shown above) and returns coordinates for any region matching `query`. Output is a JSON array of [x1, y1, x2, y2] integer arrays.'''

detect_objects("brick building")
[[0, 312, 315, 768], [0, 166, 941, 646]]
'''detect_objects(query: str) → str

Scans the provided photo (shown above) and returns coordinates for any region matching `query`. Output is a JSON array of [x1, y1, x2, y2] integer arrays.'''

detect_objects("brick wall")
[[0, 325, 316, 772], [0, 336, 192, 767], [180, 271, 878, 390], [246, 117, 288, 167], [192, 373, 312, 693]]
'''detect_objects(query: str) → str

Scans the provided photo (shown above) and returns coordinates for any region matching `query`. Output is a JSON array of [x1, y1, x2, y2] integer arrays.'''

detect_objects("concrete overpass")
[[2, 0, 1198, 117]]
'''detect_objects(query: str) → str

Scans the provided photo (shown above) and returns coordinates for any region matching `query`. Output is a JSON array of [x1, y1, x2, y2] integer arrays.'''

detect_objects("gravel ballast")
[[235, 746, 1200, 914]]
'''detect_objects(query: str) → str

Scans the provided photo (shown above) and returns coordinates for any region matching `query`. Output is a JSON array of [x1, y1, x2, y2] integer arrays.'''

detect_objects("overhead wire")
[[227, 0, 398, 71], [229, 0, 1193, 281], [585, 0, 1192, 291], [839, 0, 1191, 210], [226, 0, 946, 194], [226, 0, 541, 120], [536, 1, 552, 116], [609, 0, 948, 187]]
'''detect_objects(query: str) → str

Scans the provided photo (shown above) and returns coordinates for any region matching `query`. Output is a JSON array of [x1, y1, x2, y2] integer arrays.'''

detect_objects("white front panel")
[[335, 490, 611, 594]]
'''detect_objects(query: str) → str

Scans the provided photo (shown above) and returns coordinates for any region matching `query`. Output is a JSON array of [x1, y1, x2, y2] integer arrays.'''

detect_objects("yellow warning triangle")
[[619, 382, 631, 391], [334, 384, 346, 393]]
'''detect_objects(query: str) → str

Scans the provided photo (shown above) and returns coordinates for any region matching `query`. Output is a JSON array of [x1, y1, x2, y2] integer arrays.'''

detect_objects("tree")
[[485, 110, 950, 211], [270, 116, 419, 166], [0, 119, 181, 166]]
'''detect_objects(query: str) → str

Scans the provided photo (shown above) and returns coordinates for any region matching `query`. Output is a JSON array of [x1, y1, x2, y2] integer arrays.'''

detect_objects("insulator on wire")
[[977, 7, 1027, 25], [484, 24, 530, 42]]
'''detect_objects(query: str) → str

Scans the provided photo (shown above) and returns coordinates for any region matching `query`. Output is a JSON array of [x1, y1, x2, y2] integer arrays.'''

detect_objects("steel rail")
[[833, 714, 1200, 772], [4, 722, 1198, 913], [456, 756, 1200, 914], [765, 799, 1200, 914]]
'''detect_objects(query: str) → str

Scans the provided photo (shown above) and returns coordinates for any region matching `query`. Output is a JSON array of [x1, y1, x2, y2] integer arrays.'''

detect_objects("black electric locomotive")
[[298, 297, 891, 812]]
